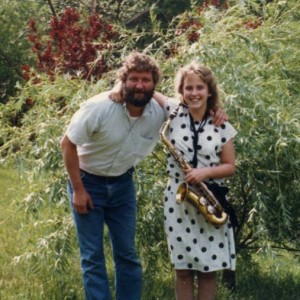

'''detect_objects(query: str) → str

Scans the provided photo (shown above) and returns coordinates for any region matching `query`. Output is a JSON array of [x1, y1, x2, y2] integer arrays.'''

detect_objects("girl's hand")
[[109, 81, 123, 102], [184, 168, 210, 185]]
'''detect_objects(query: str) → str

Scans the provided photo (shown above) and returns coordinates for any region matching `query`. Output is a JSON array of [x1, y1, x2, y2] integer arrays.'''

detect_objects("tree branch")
[[125, 9, 150, 27], [124, 0, 160, 27], [47, 0, 57, 17]]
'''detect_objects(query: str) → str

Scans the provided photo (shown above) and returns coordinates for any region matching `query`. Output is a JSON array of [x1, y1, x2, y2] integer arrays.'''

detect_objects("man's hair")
[[116, 51, 161, 85], [174, 61, 220, 112]]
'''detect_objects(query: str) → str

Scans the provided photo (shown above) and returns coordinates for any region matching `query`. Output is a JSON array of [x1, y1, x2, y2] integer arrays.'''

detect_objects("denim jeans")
[[67, 168, 142, 300]]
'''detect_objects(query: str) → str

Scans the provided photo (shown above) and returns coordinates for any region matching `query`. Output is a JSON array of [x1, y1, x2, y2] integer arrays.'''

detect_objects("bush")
[[25, 8, 116, 80], [0, 0, 299, 297]]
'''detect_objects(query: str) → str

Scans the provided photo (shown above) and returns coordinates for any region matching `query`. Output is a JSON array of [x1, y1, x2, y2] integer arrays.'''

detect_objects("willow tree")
[[154, 0, 300, 253], [0, 0, 299, 298]]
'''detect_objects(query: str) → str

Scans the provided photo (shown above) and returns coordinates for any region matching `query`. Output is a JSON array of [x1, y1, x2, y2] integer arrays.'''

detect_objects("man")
[[61, 52, 164, 300], [61, 51, 226, 300]]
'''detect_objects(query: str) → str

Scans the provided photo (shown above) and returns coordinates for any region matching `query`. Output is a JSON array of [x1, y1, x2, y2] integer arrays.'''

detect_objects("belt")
[[80, 168, 134, 182]]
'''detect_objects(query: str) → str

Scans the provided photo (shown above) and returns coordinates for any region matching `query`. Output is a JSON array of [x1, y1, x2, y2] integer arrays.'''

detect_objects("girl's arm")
[[184, 140, 235, 185], [109, 81, 123, 102], [153, 91, 168, 108]]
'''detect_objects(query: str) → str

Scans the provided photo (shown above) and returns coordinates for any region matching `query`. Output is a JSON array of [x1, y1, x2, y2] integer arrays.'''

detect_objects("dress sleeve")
[[220, 121, 237, 145], [163, 97, 180, 119]]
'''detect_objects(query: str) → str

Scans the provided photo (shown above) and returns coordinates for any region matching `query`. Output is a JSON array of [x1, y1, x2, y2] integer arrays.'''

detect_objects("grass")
[[0, 167, 299, 300], [0, 168, 30, 298], [217, 253, 300, 300], [0, 167, 84, 299]]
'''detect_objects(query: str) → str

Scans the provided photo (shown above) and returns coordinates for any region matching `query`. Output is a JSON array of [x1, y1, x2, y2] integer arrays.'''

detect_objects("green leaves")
[[0, 1, 300, 295], [150, 1, 300, 251]]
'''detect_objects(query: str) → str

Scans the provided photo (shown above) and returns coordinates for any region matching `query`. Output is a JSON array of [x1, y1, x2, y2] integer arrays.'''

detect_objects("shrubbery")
[[0, 1, 299, 298]]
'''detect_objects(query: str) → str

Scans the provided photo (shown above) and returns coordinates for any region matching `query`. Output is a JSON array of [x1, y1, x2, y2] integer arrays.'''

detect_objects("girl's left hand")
[[109, 81, 123, 102], [184, 168, 210, 185]]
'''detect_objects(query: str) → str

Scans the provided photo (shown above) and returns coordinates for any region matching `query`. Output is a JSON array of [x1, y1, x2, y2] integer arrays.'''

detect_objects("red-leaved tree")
[[25, 8, 116, 80]]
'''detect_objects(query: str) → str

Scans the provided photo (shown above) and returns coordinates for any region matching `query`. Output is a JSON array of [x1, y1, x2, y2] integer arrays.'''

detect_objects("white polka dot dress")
[[163, 104, 237, 272]]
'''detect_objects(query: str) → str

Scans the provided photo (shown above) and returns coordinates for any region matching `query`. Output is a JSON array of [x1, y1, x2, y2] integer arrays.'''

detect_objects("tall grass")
[[1, 167, 299, 299], [0, 167, 84, 299]]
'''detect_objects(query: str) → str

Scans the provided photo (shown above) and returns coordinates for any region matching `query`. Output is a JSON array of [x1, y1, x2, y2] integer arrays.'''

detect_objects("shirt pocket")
[[131, 135, 156, 158]]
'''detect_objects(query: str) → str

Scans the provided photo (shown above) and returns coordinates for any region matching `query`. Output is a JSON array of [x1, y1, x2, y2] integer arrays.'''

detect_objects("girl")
[[157, 62, 237, 300]]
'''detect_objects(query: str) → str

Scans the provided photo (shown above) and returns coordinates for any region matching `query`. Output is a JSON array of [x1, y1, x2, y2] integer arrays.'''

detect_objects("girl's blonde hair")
[[174, 61, 220, 112]]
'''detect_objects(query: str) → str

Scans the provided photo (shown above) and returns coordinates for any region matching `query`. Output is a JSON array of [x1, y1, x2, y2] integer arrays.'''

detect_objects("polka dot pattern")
[[163, 102, 237, 273]]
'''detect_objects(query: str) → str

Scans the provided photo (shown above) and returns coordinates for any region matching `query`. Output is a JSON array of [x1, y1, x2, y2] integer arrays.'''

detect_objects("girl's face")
[[182, 73, 211, 113]]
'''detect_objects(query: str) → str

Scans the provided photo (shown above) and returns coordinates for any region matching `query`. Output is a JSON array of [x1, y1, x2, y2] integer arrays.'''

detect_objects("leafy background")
[[0, 0, 299, 299]]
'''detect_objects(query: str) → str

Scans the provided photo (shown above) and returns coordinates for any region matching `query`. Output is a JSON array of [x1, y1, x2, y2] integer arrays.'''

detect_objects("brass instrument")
[[159, 108, 228, 226]]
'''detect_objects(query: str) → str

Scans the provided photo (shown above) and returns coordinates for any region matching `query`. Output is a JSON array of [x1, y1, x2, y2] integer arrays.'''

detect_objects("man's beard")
[[123, 87, 154, 107]]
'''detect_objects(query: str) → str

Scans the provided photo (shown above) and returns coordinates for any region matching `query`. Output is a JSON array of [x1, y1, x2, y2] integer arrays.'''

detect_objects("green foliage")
[[1, 169, 300, 299], [0, 0, 300, 298], [0, 72, 109, 293], [0, 0, 52, 103], [153, 0, 300, 251], [0, 168, 84, 299], [0, 1, 26, 102], [134, 145, 175, 298]]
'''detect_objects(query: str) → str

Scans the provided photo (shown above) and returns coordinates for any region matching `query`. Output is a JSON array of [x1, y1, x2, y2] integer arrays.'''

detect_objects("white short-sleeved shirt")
[[66, 92, 165, 176]]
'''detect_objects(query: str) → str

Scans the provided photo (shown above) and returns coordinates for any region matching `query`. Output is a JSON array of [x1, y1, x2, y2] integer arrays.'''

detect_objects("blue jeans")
[[67, 168, 142, 300]]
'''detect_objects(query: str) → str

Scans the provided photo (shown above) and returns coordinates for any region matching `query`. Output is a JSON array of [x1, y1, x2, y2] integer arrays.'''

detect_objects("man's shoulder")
[[80, 91, 119, 110], [87, 91, 112, 104], [149, 98, 166, 116]]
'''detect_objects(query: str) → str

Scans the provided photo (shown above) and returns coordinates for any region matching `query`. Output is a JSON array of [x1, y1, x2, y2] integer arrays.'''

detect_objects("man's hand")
[[210, 108, 228, 126], [60, 135, 94, 214], [72, 188, 94, 214]]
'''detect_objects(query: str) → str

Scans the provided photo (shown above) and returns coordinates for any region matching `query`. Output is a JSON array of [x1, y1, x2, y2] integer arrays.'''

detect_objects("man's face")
[[123, 71, 155, 107]]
